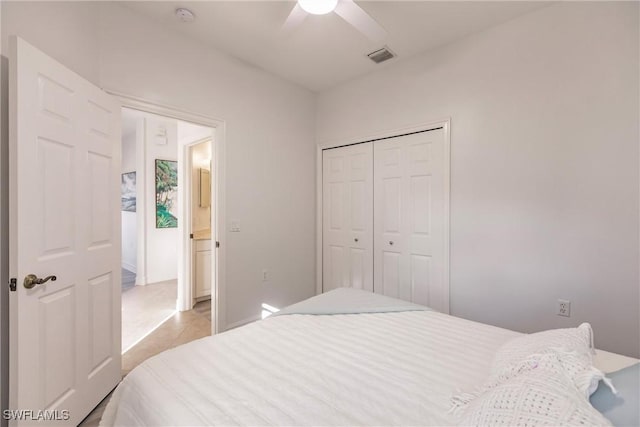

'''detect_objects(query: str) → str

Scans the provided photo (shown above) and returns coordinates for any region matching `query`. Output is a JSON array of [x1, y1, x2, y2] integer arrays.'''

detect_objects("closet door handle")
[[389, 241, 394, 246], [354, 238, 359, 243]]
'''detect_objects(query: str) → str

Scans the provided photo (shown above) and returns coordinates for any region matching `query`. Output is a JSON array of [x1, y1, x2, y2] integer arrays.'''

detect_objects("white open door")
[[9, 37, 122, 425]]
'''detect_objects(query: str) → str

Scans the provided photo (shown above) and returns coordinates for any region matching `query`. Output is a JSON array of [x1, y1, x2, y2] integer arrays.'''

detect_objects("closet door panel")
[[327, 245, 346, 291], [410, 175, 431, 236], [375, 139, 402, 297], [328, 182, 344, 230], [350, 181, 366, 231], [382, 251, 401, 298], [322, 143, 373, 293], [323, 151, 346, 291], [416, 131, 445, 309], [349, 247, 366, 290], [382, 178, 402, 234], [405, 140, 433, 305], [410, 254, 431, 306], [374, 129, 448, 312]]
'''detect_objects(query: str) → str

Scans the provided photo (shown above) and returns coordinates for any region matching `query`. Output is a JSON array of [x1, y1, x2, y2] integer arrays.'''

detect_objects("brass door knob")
[[23, 274, 57, 289]]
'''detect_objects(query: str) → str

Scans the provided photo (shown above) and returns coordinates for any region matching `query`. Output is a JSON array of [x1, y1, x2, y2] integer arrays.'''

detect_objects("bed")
[[100, 288, 638, 426]]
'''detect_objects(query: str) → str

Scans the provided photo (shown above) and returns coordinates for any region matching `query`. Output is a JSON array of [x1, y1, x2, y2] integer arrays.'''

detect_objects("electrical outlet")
[[557, 299, 571, 317], [262, 270, 269, 282]]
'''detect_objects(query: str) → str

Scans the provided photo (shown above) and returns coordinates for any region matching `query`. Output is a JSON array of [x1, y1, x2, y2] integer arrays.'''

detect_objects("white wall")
[[1, 1, 317, 328], [101, 4, 317, 319], [178, 121, 212, 149], [121, 130, 137, 273], [317, 2, 639, 357], [144, 116, 179, 284], [1, 2, 100, 83]]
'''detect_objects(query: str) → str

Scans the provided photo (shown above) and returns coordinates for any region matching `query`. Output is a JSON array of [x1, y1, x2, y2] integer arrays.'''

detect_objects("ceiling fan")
[[283, 0, 387, 42]]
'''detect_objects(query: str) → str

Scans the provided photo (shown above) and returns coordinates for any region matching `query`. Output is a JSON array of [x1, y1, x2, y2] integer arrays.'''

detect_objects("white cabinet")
[[194, 239, 211, 299], [321, 128, 449, 312]]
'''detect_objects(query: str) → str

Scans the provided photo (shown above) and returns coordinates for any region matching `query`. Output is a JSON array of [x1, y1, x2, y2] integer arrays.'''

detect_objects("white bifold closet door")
[[322, 143, 374, 292], [374, 129, 447, 312]]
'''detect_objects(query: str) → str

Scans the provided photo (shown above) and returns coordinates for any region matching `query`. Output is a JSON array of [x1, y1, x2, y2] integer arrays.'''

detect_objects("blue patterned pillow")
[[590, 363, 640, 427]]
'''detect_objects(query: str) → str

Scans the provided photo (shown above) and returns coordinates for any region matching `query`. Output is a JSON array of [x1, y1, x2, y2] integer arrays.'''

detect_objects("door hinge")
[[8, 278, 16, 292], [215, 241, 220, 248]]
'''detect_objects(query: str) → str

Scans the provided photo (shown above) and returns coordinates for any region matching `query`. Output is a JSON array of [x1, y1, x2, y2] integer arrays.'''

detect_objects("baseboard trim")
[[121, 262, 137, 274], [225, 314, 260, 331]]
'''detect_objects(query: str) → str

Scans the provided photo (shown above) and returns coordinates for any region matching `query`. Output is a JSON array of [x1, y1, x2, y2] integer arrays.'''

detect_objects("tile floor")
[[121, 279, 177, 352], [79, 299, 212, 426], [193, 298, 212, 321]]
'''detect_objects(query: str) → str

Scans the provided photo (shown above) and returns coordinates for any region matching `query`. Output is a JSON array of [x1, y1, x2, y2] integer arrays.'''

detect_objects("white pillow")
[[492, 323, 593, 374], [491, 323, 603, 396], [457, 353, 613, 427]]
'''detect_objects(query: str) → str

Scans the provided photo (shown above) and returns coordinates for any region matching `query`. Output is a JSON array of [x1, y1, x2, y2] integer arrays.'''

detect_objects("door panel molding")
[[9, 36, 121, 425]]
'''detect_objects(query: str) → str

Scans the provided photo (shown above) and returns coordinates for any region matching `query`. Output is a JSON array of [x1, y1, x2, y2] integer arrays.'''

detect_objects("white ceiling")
[[121, 1, 549, 92]]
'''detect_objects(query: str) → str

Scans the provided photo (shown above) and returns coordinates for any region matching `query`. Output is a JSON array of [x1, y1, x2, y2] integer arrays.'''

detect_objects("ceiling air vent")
[[367, 47, 396, 64]]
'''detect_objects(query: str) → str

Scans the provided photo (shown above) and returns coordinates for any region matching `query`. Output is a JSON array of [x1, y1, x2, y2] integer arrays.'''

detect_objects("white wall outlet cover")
[[557, 299, 571, 317], [230, 221, 240, 232]]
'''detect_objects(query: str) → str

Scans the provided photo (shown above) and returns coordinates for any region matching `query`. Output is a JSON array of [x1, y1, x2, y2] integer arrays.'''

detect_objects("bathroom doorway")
[[188, 139, 214, 319]]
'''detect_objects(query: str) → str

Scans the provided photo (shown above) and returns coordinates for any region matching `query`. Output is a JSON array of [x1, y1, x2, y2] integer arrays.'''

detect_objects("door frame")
[[315, 118, 451, 310], [180, 136, 213, 311], [110, 91, 227, 334]]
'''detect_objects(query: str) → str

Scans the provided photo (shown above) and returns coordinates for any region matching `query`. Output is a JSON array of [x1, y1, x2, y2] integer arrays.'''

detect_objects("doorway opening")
[[188, 139, 213, 320], [119, 106, 218, 354]]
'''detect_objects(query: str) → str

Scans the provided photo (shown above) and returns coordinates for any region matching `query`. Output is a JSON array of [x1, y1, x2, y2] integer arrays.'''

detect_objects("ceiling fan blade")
[[334, 0, 387, 42], [282, 3, 308, 33]]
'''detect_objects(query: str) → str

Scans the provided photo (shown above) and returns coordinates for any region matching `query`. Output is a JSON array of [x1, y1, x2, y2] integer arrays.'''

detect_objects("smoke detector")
[[367, 46, 396, 64], [175, 8, 195, 23]]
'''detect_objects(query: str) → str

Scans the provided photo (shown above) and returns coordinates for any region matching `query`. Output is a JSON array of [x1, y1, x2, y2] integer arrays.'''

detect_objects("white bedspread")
[[101, 309, 520, 426]]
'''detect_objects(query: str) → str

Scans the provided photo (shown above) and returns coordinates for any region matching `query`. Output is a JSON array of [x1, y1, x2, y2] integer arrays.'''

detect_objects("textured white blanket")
[[101, 309, 520, 426]]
